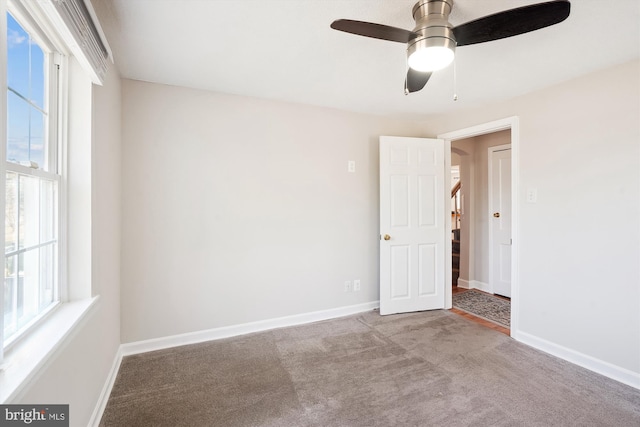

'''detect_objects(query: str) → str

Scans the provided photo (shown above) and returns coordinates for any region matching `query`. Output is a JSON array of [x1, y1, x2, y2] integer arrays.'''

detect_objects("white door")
[[379, 136, 446, 315], [489, 146, 512, 297]]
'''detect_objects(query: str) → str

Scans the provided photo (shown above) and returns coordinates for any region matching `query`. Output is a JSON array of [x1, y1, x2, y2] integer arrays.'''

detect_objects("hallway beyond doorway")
[[450, 286, 510, 336]]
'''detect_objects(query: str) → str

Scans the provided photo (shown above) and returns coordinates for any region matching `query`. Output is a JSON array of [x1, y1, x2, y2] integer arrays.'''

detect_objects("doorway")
[[438, 117, 519, 336]]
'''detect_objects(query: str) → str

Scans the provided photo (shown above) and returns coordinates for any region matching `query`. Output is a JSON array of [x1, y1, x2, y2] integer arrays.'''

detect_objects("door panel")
[[390, 176, 410, 227], [380, 136, 445, 315], [418, 244, 437, 295], [418, 176, 436, 226], [390, 246, 410, 298]]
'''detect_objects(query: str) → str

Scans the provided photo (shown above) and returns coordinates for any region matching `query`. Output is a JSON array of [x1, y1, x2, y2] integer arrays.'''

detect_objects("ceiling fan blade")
[[331, 19, 418, 43], [405, 69, 432, 94], [453, 0, 571, 47]]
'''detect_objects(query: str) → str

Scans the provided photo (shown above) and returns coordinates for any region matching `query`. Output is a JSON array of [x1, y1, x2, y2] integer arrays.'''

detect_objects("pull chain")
[[453, 57, 458, 101]]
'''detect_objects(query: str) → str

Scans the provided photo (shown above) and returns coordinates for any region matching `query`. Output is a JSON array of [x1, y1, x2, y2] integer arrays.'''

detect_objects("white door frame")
[[438, 117, 520, 336]]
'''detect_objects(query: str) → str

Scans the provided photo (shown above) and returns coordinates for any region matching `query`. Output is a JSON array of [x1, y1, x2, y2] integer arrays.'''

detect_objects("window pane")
[[39, 244, 55, 309], [7, 12, 48, 171], [29, 39, 46, 110], [18, 249, 40, 330], [40, 179, 56, 242], [3, 254, 18, 338], [6, 13, 30, 98], [18, 175, 40, 250], [5, 172, 18, 253], [7, 91, 30, 165], [7, 89, 47, 169], [3, 174, 58, 344], [7, 13, 46, 110], [29, 108, 46, 169]]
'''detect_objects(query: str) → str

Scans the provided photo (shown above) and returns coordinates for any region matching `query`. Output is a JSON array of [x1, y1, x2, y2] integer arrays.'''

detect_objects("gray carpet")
[[100, 310, 640, 426], [452, 290, 511, 327]]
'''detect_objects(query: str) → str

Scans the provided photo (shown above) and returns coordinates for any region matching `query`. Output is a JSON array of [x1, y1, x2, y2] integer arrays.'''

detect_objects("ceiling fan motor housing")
[[407, 0, 457, 70]]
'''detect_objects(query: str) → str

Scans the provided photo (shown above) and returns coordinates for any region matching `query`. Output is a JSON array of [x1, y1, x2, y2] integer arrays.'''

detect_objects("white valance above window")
[[22, 0, 112, 85], [52, 0, 110, 84]]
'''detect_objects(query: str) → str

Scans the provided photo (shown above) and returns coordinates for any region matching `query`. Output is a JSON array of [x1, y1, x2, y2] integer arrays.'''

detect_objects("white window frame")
[[0, 0, 109, 402], [1, 0, 68, 356]]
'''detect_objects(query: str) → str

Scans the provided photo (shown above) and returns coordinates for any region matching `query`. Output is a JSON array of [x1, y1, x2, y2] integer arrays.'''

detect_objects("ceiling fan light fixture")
[[331, 0, 572, 93], [407, 37, 456, 72]]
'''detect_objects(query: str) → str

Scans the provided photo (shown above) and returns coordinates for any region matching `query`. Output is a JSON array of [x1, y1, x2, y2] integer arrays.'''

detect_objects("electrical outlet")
[[348, 161, 356, 173], [353, 279, 361, 291], [344, 281, 352, 292]]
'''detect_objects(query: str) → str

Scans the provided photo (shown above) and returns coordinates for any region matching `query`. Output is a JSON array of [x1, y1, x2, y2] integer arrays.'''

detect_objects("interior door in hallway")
[[489, 145, 512, 297], [379, 136, 446, 315]]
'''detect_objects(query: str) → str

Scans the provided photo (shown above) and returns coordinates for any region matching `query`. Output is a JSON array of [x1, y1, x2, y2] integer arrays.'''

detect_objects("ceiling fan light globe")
[[408, 46, 454, 72]]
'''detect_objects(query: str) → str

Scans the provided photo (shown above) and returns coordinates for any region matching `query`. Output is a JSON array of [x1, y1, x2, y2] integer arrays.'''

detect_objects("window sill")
[[0, 296, 99, 403]]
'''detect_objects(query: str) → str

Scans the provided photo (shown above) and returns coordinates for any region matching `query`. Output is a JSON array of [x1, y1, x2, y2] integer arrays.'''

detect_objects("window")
[[0, 0, 110, 397], [3, 9, 61, 347], [0, 0, 108, 361]]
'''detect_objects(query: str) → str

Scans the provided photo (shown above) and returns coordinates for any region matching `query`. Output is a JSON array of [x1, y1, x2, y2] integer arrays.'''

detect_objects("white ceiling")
[[99, 0, 640, 119]]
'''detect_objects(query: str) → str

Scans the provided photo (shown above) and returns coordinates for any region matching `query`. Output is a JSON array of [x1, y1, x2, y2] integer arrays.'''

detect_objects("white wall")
[[15, 61, 122, 427], [120, 80, 427, 343], [121, 60, 639, 384], [425, 59, 640, 379]]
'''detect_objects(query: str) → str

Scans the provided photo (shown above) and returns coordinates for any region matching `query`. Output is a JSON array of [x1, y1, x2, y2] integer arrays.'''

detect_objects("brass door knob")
[[493, 212, 500, 218], [383, 234, 391, 240]]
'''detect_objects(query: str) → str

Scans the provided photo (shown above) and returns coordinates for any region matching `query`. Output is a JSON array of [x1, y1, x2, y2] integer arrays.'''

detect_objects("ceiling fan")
[[330, 0, 571, 94]]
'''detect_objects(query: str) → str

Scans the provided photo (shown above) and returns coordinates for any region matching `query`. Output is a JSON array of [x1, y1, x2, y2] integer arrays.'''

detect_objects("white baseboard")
[[93, 299, 639, 425], [89, 347, 123, 427], [90, 302, 377, 425], [456, 279, 492, 293], [457, 279, 471, 289], [515, 330, 640, 390], [470, 280, 492, 293], [121, 301, 380, 356]]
